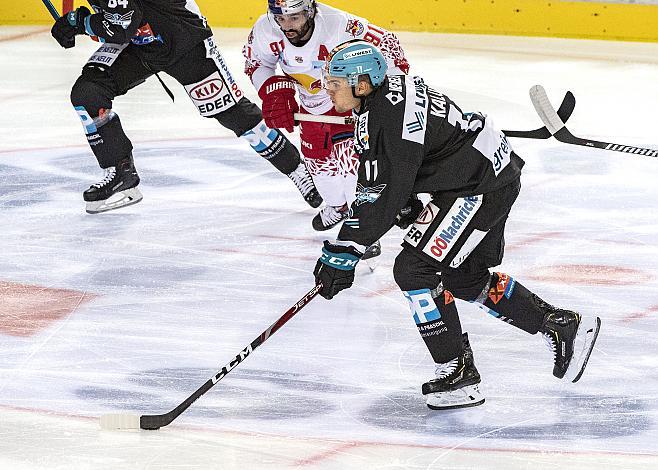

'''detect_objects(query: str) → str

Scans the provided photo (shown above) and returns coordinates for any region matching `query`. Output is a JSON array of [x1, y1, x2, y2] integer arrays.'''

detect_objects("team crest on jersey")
[[345, 19, 365, 37], [131, 23, 163, 45], [103, 10, 134, 28], [355, 183, 386, 206]]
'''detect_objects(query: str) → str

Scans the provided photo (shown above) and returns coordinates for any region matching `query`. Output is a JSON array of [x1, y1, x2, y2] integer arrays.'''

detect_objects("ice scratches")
[[359, 390, 652, 439], [75, 367, 365, 421]]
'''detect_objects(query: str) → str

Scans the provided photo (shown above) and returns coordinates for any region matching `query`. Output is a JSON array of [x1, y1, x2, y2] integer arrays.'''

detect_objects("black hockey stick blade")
[[530, 85, 658, 158], [502, 91, 575, 139], [100, 283, 323, 431]]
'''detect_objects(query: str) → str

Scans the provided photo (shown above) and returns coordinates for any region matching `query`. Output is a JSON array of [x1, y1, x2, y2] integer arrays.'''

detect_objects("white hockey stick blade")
[[100, 413, 141, 430], [529, 85, 565, 135], [293, 113, 354, 125]]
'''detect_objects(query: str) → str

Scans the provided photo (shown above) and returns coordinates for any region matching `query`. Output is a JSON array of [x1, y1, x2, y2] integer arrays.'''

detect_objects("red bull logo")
[[345, 19, 364, 37]]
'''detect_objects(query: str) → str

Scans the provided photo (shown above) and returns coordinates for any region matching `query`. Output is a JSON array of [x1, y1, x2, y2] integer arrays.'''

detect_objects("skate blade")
[[86, 188, 143, 214], [426, 384, 485, 410], [565, 316, 601, 383]]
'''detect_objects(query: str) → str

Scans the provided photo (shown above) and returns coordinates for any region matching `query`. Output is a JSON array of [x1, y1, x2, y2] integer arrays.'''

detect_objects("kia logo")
[[190, 78, 224, 100]]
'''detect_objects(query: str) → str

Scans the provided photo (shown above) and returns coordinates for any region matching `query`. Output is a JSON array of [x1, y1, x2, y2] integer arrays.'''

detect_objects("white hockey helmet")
[[268, 0, 314, 15]]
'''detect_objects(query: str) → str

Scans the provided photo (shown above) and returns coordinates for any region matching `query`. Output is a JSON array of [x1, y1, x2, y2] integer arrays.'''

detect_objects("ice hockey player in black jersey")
[[50, 0, 321, 213], [313, 40, 601, 410]]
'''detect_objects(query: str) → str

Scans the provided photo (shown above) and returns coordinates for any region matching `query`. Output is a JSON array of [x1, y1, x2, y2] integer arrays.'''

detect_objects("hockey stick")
[[293, 90, 575, 140], [530, 85, 658, 158], [100, 283, 323, 430], [41, 0, 60, 20]]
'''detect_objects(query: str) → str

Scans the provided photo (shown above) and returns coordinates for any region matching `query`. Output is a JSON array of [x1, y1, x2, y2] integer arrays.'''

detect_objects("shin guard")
[[473, 272, 547, 334], [403, 287, 463, 363]]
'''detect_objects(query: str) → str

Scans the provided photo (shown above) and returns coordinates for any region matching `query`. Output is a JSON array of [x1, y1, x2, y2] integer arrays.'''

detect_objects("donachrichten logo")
[[422, 196, 482, 262]]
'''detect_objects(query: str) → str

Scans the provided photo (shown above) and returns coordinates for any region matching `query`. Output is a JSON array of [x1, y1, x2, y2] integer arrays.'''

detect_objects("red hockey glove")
[[258, 76, 299, 133]]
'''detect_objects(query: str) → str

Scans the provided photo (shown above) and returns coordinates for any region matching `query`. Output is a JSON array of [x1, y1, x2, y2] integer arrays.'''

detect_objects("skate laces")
[[288, 164, 315, 196], [319, 205, 347, 226], [91, 167, 117, 188], [434, 357, 459, 379], [542, 333, 558, 359]]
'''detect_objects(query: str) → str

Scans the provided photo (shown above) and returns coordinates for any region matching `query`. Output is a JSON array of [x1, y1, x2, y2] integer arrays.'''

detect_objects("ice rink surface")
[[1, 26, 658, 469]]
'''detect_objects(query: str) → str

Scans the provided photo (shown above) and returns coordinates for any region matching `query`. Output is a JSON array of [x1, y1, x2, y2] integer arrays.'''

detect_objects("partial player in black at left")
[[50, 0, 322, 213], [313, 40, 601, 410]]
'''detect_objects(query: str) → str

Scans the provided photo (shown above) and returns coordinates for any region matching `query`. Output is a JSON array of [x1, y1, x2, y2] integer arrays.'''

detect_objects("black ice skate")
[[312, 204, 348, 231], [422, 333, 485, 410], [83, 155, 142, 214], [361, 240, 381, 261], [287, 162, 322, 208], [540, 309, 601, 383]]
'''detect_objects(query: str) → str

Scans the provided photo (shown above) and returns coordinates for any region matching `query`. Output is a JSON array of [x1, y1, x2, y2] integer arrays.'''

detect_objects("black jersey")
[[337, 74, 525, 248], [85, 0, 211, 68]]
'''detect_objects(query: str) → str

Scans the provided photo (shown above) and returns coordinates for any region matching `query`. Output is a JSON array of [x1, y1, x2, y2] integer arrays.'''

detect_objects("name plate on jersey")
[[87, 43, 128, 67]]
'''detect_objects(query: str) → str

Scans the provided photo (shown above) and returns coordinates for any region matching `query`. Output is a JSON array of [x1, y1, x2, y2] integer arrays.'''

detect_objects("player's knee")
[[441, 268, 491, 301], [210, 98, 262, 136], [393, 251, 441, 291], [70, 79, 102, 110], [393, 254, 415, 291]]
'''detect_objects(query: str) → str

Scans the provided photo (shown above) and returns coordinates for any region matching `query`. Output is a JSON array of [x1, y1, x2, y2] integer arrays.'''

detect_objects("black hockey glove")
[[51, 7, 91, 49], [313, 241, 362, 300], [395, 195, 424, 229]]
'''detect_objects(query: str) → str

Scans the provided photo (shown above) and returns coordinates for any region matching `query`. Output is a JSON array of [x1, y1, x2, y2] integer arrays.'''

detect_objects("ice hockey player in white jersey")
[[243, 0, 409, 235]]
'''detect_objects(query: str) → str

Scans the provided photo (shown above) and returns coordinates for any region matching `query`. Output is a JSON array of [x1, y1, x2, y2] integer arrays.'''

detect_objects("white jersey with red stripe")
[[243, 2, 409, 115]]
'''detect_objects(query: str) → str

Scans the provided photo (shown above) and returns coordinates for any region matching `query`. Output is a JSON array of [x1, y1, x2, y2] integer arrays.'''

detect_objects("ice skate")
[[83, 155, 142, 214], [423, 333, 485, 410], [540, 309, 601, 383], [312, 204, 348, 231], [287, 162, 322, 208], [361, 240, 381, 260]]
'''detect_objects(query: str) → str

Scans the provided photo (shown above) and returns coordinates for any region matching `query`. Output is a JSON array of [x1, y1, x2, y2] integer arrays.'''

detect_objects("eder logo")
[[190, 78, 225, 101]]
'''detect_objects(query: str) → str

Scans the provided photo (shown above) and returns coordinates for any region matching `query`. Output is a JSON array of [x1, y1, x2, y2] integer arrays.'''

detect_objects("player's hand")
[[313, 241, 362, 300], [51, 7, 91, 49], [259, 76, 299, 133], [51, 15, 77, 48], [395, 195, 424, 229]]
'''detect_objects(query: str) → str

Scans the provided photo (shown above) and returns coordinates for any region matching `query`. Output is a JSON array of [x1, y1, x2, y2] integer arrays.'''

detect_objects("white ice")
[[1, 26, 658, 469]]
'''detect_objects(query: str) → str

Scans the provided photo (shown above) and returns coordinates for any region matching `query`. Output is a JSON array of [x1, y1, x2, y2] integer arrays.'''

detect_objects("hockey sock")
[[404, 287, 463, 363], [473, 272, 548, 334], [75, 107, 133, 169], [240, 121, 301, 175]]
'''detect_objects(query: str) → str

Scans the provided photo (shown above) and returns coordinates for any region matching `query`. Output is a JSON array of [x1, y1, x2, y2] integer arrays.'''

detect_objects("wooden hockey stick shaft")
[[100, 283, 323, 431], [294, 91, 575, 140], [530, 84, 658, 158]]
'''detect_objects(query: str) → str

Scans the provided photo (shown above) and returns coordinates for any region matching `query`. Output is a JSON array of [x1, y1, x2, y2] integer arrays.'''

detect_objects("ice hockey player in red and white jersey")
[[243, 0, 409, 240]]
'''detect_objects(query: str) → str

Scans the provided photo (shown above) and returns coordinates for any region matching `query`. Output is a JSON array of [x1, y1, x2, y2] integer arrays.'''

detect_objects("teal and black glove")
[[313, 241, 362, 299], [51, 7, 91, 49]]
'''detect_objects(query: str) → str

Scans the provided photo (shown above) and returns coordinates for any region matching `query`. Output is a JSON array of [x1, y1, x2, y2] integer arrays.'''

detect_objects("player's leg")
[[299, 112, 357, 231], [437, 179, 600, 382], [393, 249, 484, 410], [167, 38, 321, 208], [69, 44, 149, 213]]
